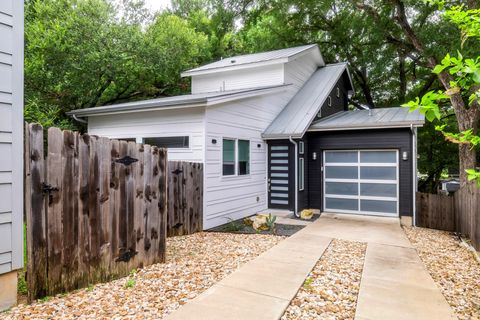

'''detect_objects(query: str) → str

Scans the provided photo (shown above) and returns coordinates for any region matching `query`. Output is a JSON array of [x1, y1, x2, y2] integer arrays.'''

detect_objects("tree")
[[403, 2, 480, 187], [24, 0, 211, 130]]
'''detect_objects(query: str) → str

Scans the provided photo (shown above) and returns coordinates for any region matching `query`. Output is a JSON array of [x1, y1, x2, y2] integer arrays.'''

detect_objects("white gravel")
[[404, 226, 480, 320], [2, 232, 284, 320], [281, 239, 366, 320]]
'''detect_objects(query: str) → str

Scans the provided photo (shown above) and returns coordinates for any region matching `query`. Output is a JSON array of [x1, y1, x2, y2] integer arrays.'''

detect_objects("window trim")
[[336, 87, 340, 98], [221, 137, 251, 177], [327, 96, 332, 107], [299, 157, 305, 191]]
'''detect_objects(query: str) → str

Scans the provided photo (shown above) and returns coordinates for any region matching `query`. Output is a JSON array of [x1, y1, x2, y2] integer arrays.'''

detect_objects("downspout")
[[289, 136, 299, 217], [72, 114, 88, 124], [411, 124, 417, 227]]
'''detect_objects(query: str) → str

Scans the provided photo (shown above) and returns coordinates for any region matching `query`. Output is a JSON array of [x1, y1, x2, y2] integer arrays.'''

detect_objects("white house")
[[70, 44, 424, 229], [0, 0, 24, 311]]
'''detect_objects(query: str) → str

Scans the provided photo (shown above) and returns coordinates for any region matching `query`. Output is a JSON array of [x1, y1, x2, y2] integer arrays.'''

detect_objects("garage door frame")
[[322, 149, 399, 217]]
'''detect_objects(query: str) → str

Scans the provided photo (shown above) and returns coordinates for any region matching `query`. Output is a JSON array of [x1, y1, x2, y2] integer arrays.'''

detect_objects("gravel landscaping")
[[404, 226, 480, 320], [281, 239, 366, 320], [2, 232, 284, 320]]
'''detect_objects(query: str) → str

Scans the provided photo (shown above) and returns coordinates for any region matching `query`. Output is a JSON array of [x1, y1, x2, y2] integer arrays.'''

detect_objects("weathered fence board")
[[167, 161, 203, 237], [416, 186, 480, 250], [25, 124, 169, 300]]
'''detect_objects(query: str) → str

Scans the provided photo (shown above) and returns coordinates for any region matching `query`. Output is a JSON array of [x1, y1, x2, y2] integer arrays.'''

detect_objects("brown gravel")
[[404, 226, 480, 320], [2, 232, 284, 320], [281, 239, 366, 320]]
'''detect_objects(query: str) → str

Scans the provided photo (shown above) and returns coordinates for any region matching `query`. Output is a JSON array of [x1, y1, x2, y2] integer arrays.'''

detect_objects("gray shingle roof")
[[308, 107, 425, 131], [262, 63, 352, 139], [182, 44, 323, 76], [68, 85, 289, 117]]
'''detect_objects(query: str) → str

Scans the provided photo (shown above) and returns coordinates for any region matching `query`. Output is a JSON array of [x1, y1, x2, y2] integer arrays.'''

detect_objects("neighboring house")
[[69, 44, 425, 229], [0, 0, 24, 311]]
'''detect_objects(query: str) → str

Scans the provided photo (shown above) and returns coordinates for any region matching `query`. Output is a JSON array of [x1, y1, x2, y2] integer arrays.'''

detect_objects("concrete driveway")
[[166, 212, 456, 320]]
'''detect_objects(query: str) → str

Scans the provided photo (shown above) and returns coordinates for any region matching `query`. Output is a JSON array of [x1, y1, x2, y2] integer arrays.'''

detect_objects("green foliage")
[[223, 218, 244, 232], [25, 0, 211, 130], [124, 269, 137, 289], [265, 213, 276, 232], [17, 224, 28, 296], [404, 3, 480, 187], [303, 277, 313, 290]]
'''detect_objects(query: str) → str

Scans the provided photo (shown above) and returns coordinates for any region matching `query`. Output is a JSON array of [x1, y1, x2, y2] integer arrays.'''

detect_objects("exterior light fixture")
[[212, 139, 217, 144], [312, 152, 317, 160], [402, 151, 408, 161]]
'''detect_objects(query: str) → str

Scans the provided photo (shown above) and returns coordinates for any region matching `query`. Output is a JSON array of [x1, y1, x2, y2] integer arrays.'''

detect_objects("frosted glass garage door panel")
[[360, 151, 396, 163], [325, 198, 358, 211], [325, 166, 358, 179], [361, 200, 397, 213], [325, 151, 358, 163], [360, 167, 396, 180], [325, 182, 358, 196], [360, 183, 397, 197]]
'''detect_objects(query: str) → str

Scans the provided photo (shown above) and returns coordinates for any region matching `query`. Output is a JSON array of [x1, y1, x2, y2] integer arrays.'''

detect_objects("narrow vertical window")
[[238, 140, 250, 175], [223, 139, 235, 176], [336, 87, 340, 98], [299, 141, 304, 155], [299, 157, 305, 191], [328, 96, 332, 106]]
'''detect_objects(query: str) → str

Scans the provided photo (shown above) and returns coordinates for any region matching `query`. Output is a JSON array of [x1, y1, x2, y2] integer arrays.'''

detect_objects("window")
[[143, 136, 189, 148], [238, 140, 250, 175], [222, 138, 250, 176], [299, 141, 304, 155], [299, 158, 305, 191], [223, 139, 236, 176], [327, 96, 332, 107], [336, 87, 340, 98]]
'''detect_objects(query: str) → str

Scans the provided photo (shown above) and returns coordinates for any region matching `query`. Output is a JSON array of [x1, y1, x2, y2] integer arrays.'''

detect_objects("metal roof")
[[67, 84, 290, 117], [308, 107, 425, 131], [262, 63, 353, 139], [182, 44, 324, 77]]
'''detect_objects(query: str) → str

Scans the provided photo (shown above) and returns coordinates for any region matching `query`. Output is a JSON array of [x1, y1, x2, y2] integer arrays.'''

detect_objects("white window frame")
[[327, 96, 332, 107], [140, 135, 192, 151], [299, 157, 305, 191], [221, 138, 251, 177], [336, 87, 340, 98], [322, 149, 399, 216]]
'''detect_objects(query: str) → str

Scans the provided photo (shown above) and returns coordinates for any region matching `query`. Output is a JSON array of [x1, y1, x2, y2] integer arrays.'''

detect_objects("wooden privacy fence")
[[416, 185, 480, 250], [25, 124, 203, 300], [167, 161, 203, 237]]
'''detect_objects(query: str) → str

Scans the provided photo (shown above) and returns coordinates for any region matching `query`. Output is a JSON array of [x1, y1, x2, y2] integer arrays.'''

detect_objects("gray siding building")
[[0, 0, 24, 311]]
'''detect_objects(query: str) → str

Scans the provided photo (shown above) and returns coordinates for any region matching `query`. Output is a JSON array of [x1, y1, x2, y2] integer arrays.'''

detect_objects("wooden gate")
[[25, 124, 168, 300]]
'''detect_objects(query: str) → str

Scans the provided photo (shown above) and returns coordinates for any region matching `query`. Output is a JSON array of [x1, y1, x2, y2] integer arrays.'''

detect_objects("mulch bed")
[[281, 239, 367, 320], [404, 226, 480, 320], [2, 233, 284, 320]]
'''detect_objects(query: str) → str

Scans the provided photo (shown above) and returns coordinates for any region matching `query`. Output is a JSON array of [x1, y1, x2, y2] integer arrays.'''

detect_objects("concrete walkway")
[[166, 213, 456, 320], [166, 226, 331, 320]]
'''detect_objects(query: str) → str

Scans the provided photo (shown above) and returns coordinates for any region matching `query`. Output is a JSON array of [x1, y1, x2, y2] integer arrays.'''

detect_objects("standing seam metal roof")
[[182, 44, 320, 76], [308, 107, 425, 131], [262, 63, 351, 139]]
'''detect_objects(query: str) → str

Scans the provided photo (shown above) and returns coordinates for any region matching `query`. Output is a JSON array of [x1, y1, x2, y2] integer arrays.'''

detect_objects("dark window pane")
[[238, 140, 250, 175], [223, 139, 235, 176], [143, 136, 189, 148]]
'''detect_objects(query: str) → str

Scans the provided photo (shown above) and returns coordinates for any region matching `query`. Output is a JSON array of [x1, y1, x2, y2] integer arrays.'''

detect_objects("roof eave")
[[307, 122, 425, 132]]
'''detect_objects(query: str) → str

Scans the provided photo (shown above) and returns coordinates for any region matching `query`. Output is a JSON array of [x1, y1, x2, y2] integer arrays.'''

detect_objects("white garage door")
[[323, 150, 399, 216]]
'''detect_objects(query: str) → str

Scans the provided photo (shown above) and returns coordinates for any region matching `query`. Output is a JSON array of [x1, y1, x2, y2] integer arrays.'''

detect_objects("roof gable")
[[262, 63, 353, 139], [182, 44, 324, 77]]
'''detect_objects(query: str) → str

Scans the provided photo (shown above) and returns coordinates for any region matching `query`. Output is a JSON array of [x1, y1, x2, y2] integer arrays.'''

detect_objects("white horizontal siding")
[[88, 108, 205, 162], [204, 91, 294, 229], [191, 64, 284, 94], [0, 0, 23, 273]]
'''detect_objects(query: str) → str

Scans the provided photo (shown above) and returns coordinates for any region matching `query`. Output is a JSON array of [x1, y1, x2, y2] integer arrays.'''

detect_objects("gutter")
[[72, 114, 87, 124], [411, 124, 417, 227], [289, 136, 299, 217]]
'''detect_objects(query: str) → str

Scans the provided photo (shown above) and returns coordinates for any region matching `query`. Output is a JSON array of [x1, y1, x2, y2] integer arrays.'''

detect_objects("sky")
[[143, 0, 171, 12]]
